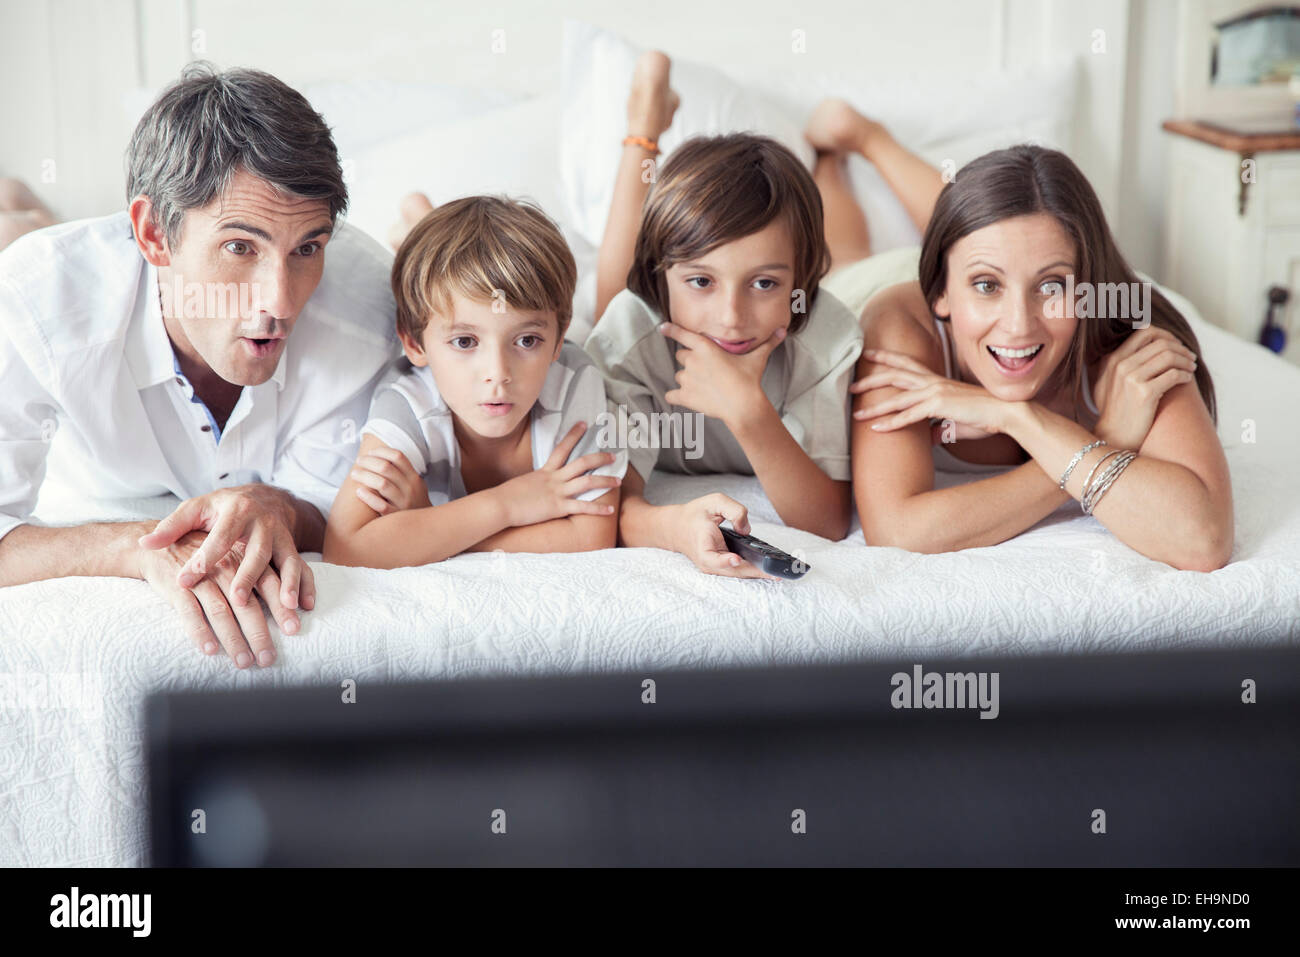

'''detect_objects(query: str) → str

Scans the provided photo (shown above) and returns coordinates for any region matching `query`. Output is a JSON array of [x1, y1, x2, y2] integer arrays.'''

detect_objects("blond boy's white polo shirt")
[[361, 343, 629, 509], [360, 340, 628, 506], [0, 212, 400, 543]]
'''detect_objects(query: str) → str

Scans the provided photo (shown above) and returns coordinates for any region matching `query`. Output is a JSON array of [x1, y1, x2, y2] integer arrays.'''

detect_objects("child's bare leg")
[[0, 177, 56, 252], [387, 191, 434, 253], [594, 50, 679, 324], [0, 177, 52, 214], [813, 152, 872, 274], [804, 98, 943, 237]]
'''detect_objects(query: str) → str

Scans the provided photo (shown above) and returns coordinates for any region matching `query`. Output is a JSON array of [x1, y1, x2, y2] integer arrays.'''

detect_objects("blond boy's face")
[[400, 294, 562, 441], [662, 219, 795, 355]]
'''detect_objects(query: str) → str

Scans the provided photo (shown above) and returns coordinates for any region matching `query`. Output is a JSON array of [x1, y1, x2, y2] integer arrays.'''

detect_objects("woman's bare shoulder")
[[858, 280, 944, 373]]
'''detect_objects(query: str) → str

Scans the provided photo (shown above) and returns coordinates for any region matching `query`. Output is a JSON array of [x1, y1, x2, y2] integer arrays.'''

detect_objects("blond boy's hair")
[[392, 195, 577, 343]]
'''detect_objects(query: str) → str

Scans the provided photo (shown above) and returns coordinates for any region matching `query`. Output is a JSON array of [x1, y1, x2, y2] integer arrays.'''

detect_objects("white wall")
[[1118, 0, 1179, 279], [1, 0, 1173, 275]]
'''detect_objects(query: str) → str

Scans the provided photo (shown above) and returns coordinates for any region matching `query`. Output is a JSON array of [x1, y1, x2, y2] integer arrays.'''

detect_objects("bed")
[[4, 284, 1298, 866], [3, 19, 1298, 868]]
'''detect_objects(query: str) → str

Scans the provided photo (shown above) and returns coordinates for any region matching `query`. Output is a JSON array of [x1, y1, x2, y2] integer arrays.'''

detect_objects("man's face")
[[401, 294, 562, 443], [155, 167, 334, 386]]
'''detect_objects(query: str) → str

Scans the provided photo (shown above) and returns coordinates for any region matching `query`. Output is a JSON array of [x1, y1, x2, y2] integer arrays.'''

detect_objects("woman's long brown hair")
[[918, 145, 1216, 423]]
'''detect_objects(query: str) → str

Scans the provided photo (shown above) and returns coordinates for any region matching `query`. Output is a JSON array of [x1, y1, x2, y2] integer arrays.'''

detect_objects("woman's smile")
[[986, 342, 1045, 377]]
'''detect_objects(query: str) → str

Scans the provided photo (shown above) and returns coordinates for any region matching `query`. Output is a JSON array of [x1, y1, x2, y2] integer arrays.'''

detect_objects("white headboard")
[[1, 0, 1135, 246]]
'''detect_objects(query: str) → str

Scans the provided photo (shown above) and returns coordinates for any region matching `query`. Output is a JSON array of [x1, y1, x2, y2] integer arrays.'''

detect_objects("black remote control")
[[719, 526, 810, 580]]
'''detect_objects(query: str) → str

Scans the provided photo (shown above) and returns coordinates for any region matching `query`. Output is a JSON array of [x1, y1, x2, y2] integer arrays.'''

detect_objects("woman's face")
[[662, 219, 795, 354], [933, 213, 1079, 403]]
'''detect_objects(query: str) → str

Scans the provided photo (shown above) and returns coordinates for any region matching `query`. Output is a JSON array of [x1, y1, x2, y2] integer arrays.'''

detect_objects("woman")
[[823, 136, 1232, 571]]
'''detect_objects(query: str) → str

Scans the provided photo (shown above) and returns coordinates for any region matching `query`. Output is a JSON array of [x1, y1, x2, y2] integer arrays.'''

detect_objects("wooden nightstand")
[[1162, 119, 1300, 367]]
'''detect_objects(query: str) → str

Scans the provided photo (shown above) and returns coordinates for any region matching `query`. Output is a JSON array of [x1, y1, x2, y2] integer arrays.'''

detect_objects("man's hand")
[[660, 322, 786, 427], [137, 530, 297, 668], [137, 484, 315, 617]]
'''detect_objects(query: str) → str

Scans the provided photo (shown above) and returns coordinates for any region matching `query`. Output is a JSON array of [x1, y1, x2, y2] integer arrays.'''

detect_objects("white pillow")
[[304, 79, 524, 159], [122, 80, 524, 165], [733, 60, 1082, 251], [557, 15, 1081, 257], [337, 90, 600, 342], [559, 19, 816, 250], [345, 91, 566, 243]]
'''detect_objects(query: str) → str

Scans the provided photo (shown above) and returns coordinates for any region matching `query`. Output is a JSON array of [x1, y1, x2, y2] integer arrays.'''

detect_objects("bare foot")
[[0, 177, 53, 215], [803, 98, 887, 158], [0, 179, 56, 251], [626, 51, 680, 142], [0, 210, 56, 251], [387, 191, 435, 252]]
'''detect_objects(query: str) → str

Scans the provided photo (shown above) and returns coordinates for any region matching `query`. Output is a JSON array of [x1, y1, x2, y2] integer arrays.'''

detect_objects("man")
[[0, 63, 399, 668]]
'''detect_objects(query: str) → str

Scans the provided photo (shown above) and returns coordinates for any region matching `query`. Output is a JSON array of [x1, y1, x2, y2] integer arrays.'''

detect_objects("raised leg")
[[0, 177, 56, 252], [593, 50, 679, 325], [813, 151, 872, 274], [387, 191, 435, 253], [804, 98, 944, 250]]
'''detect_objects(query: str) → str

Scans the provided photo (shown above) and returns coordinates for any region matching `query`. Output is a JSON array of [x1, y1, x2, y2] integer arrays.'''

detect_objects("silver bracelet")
[[1082, 451, 1137, 515], [1058, 439, 1106, 490], [1077, 449, 1121, 501], [1081, 450, 1131, 511], [1083, 451, 1136, 514]]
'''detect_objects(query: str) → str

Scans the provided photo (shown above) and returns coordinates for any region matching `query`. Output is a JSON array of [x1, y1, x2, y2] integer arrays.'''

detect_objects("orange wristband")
[[623, 135, 660, 154]]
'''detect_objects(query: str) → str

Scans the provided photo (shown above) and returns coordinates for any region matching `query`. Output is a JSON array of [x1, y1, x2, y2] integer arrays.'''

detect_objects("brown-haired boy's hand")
[[350, 446, 430, 515], [660, 322, 787, 427], [669, 494, 780, 580], [499, 422, 621, 528]]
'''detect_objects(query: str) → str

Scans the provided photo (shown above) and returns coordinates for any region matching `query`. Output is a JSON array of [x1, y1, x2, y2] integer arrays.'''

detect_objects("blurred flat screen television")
[[147, 645, 1300, 866]]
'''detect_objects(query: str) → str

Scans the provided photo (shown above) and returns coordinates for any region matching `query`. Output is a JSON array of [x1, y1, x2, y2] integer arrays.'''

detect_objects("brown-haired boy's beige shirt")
[[582, 286, 863, 483]]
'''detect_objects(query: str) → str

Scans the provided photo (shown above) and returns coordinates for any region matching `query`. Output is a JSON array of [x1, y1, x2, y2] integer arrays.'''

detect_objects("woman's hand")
[[851, 348, 1018, 437], [1092, 327, 1199, 451], [660, 322, 786, 427], [668, 493, 778, 579], [351, 446, 431, 515], [499, 422, 621, 527]]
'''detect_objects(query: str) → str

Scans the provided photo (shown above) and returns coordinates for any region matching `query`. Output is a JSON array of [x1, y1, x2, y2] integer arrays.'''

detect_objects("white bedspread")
[[2, 301, 1298, 866]]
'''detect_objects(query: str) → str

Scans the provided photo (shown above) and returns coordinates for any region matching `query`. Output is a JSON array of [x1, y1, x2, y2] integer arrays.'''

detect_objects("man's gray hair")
[[125, 62, 347, 247]]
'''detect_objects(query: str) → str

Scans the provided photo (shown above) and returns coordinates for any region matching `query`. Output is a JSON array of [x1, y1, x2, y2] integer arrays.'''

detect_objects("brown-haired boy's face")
[[399, 293, 562, 443], [663, 220, 795, 355]]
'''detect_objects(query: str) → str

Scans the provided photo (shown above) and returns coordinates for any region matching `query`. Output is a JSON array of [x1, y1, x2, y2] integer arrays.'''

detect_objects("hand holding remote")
[[670, 494, 779, 580], [719, 526, 810, 580]]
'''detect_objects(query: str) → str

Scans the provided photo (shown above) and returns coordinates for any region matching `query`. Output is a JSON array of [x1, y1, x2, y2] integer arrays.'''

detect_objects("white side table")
[[1162, 119, 1300, 368]]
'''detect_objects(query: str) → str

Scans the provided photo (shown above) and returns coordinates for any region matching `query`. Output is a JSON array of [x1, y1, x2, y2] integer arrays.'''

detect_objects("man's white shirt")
[[0, 212, 400, 545]]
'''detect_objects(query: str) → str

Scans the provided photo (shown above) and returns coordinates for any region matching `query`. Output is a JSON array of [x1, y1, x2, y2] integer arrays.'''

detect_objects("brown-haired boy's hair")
[[392, 195, 577, 343], [627, 133, 831, 336]]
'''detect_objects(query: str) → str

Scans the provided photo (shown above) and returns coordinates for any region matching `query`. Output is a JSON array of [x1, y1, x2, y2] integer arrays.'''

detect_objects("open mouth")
[[706, 335, 755, 355], [987, 343, 1044, 375], [480, 401, 514, 417], [240, 336, 283, 358]]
